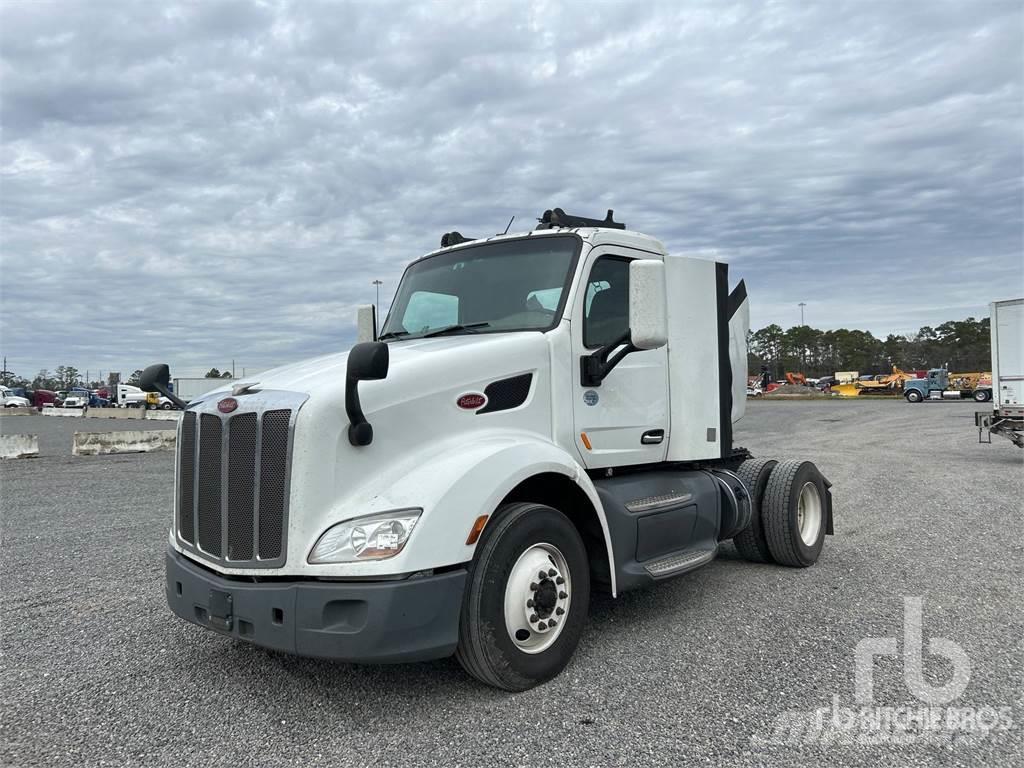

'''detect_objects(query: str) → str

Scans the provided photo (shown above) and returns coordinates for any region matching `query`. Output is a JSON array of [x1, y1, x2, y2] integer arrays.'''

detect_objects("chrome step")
[[644, 547, 716, 578]]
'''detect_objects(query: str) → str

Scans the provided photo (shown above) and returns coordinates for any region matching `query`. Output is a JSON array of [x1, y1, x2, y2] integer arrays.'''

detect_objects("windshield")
[[380, 235, 579, 340]]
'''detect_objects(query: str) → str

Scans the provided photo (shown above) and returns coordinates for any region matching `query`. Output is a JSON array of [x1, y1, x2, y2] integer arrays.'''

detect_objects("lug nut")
[[538, 621, 547, 630], [548, 619, 557, 627], [556, 607, 565, 615], [539, 570, 547, 580], [526, 599, 534, 608], [530, 614, 538, 623], [548, 569, 556, 577], [559, 591, 567, 599], [530, 582, 538, 591], [556, 576, 565, 585]]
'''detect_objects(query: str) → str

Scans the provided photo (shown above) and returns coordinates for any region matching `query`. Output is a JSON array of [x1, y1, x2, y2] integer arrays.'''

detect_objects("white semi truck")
[[142, 208, 834, 690], [975, 298, 1023, 448]]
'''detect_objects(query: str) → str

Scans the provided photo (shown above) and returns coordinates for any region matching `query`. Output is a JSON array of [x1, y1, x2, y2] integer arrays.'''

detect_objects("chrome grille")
[[175, 392, 304, 568]]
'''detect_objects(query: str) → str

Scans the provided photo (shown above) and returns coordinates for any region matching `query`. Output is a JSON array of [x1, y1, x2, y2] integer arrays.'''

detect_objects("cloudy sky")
[[1, 0, 1021, 380]]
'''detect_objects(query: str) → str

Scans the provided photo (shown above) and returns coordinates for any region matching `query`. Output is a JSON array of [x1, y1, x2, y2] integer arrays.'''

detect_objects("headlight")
[[308, 509, 422, 564]]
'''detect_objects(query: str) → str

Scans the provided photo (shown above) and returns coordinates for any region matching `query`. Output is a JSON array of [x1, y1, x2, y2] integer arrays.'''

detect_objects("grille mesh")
[[197, 414, 223, 556], [177, 412, 196, 543], [258, 410, 290, 559], [177, 405, 293, 566], [226, 413, 258, 561]]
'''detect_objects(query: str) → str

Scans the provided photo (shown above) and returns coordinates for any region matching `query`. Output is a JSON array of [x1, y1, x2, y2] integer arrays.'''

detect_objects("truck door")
[[571, 250, 669, 468]]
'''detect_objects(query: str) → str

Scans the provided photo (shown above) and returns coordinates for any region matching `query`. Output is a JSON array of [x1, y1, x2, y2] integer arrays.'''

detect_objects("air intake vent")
[[478, 373, 533, 414]]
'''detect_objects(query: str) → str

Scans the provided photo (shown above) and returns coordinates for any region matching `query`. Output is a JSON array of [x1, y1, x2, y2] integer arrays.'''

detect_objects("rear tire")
[[731, 458, 778, 563], [456, 502, 590, 691], [905, 390, 923, 403], [973, 389, 990, 402], [762, 460, 828, 567]]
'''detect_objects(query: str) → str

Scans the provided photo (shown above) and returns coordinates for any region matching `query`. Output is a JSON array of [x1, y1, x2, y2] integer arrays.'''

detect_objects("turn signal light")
[[580, 432, 592, 451], [466, 515, 489, 545]]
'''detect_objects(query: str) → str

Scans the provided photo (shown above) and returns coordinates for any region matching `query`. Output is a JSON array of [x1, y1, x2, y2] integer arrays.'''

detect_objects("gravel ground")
[[1, 413, 176, 457], [2, 399, 1021, 767]]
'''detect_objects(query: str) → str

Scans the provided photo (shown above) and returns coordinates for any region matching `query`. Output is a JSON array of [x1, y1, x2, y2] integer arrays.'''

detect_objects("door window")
[[583, 257, 630, 348]]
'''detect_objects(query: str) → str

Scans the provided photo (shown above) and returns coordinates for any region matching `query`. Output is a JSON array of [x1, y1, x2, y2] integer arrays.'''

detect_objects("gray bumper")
[[166, 548, 467, 663]]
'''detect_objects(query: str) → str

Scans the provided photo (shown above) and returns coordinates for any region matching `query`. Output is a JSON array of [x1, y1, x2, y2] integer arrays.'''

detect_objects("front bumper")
[[166, 548, 467, 663]]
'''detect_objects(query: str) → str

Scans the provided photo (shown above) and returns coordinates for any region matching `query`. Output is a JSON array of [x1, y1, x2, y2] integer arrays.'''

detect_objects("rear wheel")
[[905, 390, 923, 403], [456, 502, 590, 691], [731, 458, 778, 563], [973, 389, 990, 402], [761, 460, 828, 567]]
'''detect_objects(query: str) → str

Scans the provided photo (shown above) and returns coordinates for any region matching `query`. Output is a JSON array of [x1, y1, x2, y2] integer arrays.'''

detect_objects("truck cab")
[[148, 208, 834, 690]]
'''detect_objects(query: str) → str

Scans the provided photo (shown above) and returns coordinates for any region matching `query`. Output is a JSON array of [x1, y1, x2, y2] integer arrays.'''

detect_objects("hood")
[[198, 332, 551, 406]]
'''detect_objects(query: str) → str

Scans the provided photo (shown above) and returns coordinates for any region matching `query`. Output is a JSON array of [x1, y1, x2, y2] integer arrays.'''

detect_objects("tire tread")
[[732, 457, 777, 563]]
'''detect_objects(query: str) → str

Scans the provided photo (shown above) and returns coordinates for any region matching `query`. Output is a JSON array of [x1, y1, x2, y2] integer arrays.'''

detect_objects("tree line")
[[748, 316, 991, 379], [0, 365, 236, 391]]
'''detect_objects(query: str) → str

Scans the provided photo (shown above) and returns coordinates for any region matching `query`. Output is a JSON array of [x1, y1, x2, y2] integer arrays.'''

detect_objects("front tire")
[[456, 502, 590, 691], [762, 460, 828, 567], [973, 389, 990, 402], [905, 390, 923, 403]]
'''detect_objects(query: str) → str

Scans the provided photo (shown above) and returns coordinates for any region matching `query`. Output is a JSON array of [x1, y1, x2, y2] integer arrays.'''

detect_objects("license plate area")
[[208, 589, 233, 632]]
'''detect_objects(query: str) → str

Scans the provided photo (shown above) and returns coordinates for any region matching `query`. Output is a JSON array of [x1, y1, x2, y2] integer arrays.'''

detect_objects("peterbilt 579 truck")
[[142, 208, 834, 691]]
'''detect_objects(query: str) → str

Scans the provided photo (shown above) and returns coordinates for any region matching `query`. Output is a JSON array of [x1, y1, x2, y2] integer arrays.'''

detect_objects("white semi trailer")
[[141, 208, 834, 690], [976, 298, 1023, 448]]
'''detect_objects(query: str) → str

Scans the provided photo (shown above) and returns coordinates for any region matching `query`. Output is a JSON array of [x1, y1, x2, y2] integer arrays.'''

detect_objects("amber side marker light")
[[466, 515, 489, 545], [580, 432, 592, 450]]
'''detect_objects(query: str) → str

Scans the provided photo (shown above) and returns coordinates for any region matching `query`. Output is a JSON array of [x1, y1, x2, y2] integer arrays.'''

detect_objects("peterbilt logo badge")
[[456, 393, 487, 410], [217, 397, 239, 413]]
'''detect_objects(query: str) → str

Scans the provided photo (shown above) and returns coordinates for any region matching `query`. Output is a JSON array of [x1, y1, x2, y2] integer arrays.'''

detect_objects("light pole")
[[372, 280, 383, 316], [798, 302, 806, 326]]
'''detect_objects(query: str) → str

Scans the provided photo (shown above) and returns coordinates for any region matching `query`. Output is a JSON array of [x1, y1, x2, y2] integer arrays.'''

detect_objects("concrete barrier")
[[84, 409, 145, 420], [42, 407, 85, 417], [73, 430, 177, 456], [145, 410, 183, 421], [0, 434, 39, 459], [0, 407, 35, 416]]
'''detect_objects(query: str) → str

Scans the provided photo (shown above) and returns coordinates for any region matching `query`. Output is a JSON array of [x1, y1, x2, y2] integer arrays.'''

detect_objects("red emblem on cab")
[[218, 397, 238, 413], [456, 393, 486, 410]]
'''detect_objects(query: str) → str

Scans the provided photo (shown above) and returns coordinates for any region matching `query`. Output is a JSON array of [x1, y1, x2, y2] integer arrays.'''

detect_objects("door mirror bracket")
[[580, 330, 636, 387]]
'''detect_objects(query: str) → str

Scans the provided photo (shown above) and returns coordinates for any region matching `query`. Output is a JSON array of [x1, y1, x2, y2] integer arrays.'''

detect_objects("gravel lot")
[[2, 400, 1022, 767]]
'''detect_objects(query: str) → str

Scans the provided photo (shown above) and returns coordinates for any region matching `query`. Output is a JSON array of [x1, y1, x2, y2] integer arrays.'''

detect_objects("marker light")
[[308, 509, 422, 563]]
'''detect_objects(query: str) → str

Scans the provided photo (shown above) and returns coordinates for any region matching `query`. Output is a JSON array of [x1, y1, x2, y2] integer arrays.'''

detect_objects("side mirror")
[[628, 259, 667, 350], [356, 304, 377, 343], [139, 363, 170, 393], [139, 363, 188, 409], [346, 341, 389, 446]]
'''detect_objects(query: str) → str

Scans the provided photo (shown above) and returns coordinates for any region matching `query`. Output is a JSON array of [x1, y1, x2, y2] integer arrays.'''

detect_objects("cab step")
[[644, 546, 717, 578]]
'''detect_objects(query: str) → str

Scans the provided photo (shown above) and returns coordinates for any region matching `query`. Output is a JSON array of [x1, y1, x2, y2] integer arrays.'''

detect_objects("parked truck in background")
[[903, 368, 992, 402], [976, 298, 1023, 448], [0, 386, 31, 408], [116, 383, 175, 409], [143, 207, 834, 691]]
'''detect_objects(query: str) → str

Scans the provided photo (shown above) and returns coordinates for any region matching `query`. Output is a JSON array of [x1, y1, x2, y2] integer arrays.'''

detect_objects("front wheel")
[[905, 390, 923, 403], [973, 389, 990, 402], [456, 502, 590, 691]]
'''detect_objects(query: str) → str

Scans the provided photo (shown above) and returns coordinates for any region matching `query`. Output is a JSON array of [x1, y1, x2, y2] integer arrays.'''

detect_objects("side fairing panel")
[[729, 283, 750, 424]]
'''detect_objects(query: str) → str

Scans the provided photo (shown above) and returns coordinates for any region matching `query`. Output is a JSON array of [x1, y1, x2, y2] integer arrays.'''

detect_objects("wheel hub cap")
[[504, 543, 571, 654]]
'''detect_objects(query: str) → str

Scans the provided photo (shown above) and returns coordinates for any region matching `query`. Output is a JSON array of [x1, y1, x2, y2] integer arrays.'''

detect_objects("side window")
[[583, 257, 630, 348], [402, 291, 458, 332]]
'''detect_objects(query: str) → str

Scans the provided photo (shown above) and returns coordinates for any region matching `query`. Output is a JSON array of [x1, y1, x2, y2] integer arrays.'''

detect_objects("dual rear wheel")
[[732, 458, 829, 567]]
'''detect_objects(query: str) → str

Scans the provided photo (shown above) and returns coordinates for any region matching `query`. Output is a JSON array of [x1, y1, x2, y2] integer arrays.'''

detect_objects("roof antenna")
[[502, 215, 514, 235]]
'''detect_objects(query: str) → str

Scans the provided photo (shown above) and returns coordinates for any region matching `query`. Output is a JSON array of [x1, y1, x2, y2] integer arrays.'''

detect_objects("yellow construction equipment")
[[832, 367, 917, 397]]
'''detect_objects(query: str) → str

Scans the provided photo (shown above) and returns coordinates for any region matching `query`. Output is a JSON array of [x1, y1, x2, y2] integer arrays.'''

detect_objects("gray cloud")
[[1, 0, 1021, 379]]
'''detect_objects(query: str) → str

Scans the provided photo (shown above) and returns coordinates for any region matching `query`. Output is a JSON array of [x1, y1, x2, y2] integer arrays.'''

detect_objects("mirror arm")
[[153, 384, 189, 410], [581, 330, 636, 386]]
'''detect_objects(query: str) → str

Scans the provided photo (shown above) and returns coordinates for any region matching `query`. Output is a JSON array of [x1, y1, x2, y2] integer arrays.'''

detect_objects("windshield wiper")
[[421, 322, 491, 338], [377, 330, 410, 341]]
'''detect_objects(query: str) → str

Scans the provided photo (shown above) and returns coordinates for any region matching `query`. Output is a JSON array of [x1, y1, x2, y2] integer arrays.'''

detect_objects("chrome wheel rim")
[[796, 482, 822, 546], [504, 543, 571, 654]]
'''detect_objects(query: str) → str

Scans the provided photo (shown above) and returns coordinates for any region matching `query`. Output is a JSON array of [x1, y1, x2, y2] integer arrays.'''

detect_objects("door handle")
[[641, 429, 665, 445]]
